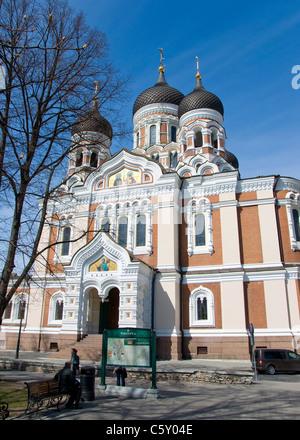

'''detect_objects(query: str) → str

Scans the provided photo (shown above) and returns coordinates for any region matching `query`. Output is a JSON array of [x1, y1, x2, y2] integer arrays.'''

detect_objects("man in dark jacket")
[[54, 362, 82, 409]]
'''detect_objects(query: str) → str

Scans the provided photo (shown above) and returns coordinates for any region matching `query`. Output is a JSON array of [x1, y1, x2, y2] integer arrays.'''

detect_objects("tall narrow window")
[[197, 297, 207, 320], [118, 217, 128, 247], [55, 300, 64, 320], [90, 152, 98, 168], [136, 214, 146, 247], [195, 131, 203, 148], [61, 226, 71, 256], [76, 151, 83, 167], [4, 302, 12, 320], [171, 126, 177, 142], [136, 132, 140, 148], [293, 209, 300, 241], [150, 125, 156, 146], [194, 214, 206, 246], [211, 132, 218, 148]]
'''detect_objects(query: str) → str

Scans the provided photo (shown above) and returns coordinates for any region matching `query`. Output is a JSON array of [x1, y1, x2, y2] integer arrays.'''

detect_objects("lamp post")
[[15, 298, 25, 359]]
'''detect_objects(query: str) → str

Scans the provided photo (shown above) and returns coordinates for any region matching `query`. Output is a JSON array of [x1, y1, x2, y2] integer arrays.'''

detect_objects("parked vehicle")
[[253, 349, 300, 374]]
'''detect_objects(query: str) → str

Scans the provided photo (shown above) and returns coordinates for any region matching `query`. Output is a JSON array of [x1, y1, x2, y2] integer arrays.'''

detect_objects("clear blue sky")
[[68, 0, 300, 180]]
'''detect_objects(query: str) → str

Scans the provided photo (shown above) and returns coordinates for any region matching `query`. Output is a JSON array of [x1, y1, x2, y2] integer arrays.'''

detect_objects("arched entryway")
[[99, 287, 120, 333], [85, 287, 120, 334]]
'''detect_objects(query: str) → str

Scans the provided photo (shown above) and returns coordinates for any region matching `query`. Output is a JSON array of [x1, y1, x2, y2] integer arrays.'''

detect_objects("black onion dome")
[[133, 68, 184, 116], [178, 74, 224, 118], [72, 100, 113, 140], [224, 150, 239, 169]]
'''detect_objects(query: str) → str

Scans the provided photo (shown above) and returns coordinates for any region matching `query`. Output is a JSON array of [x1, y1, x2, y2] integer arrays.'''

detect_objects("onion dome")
[[133, 66, 184, 116], [178, 73, 224, 118], [224, 150, 239, 169], [72, 98, 113, 140]]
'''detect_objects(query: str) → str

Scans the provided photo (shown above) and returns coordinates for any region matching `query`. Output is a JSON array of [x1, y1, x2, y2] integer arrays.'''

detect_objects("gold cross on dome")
[[159, 48, 164, 66]]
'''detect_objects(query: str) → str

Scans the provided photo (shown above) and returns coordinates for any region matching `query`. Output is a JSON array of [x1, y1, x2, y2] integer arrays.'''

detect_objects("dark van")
[[254, 349, 300, 375]]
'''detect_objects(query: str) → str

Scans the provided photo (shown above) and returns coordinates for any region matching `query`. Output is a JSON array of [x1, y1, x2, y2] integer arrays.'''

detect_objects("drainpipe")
[[151, 268, 157, 330]]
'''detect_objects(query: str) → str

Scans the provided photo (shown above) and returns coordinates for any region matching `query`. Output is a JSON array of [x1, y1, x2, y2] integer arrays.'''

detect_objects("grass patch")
[[0, 379, 27, 417]]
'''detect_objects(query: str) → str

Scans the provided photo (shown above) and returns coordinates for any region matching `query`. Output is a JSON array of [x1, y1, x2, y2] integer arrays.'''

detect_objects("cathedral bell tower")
[[178, 58, 238, 172], [68, 82, 113, 178]]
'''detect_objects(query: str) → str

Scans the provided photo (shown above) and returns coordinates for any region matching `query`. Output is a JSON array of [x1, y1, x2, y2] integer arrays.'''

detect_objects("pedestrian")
[[113, 366, 127, 386], [70, 348, 80, 376], [54, 361, 82, 409]]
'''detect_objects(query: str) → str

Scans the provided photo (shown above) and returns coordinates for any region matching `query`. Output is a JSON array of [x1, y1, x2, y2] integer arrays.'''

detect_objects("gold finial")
[[159, 48, 165, 72], [196, 56, 201, 78]]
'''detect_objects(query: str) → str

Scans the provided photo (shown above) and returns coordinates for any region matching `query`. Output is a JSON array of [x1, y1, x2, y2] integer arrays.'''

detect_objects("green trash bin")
[[80, 366, 96, 401]]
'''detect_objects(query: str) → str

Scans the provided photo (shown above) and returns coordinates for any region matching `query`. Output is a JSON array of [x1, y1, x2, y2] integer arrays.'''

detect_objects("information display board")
[[101, 328, 156, 388]]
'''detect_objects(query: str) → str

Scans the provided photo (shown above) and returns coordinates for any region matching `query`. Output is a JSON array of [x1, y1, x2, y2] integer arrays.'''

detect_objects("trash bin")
[[80, 366, 96, 401]]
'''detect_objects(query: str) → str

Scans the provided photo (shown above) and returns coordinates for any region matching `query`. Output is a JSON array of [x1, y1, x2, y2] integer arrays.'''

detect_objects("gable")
[[83, 148, 165, 193]]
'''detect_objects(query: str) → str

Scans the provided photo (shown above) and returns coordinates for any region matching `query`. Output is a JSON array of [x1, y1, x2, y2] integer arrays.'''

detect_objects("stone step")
[[49, 334, 103, 361]]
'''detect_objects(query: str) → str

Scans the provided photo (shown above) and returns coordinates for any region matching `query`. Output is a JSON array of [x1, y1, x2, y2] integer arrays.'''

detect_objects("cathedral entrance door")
[[99, 287, 120, 334]]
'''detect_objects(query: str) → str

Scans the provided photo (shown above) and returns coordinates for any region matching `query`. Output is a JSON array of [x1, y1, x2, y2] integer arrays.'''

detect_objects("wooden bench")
[[24, 378, 69, 416]]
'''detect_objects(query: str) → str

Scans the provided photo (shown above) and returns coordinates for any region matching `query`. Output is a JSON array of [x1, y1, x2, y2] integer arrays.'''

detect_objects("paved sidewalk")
[[2, 349, 300, 421]]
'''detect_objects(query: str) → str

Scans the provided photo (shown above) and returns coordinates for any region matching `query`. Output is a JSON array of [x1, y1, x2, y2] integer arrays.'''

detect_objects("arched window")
[[55, 299, 64, 320], [118, 217, 128, 247], [49, 292, 64, 324], [61, 226, 71, 256], [90, 151, 98, 168], [293, 209, 300, 241], [136, 214, 146, 247], [194, 213, 206, 247], [211, 132, 218, 149], [136, 132, 140, 148], [3, 293, 28, 322], [150, 125, 156, 146], [187, 198, 213, 256], [189, 287, 215, 327], [171, 126, 177, 142], [75, 150, 83, 167], [197, 296, 207, 320], [195, 131, 203, 148]]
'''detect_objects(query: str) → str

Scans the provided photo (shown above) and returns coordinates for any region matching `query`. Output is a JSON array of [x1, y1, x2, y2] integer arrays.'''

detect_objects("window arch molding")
[[48, 291, 65, 325], [3, 292, 29, 323], [189, 286, 215, 327], [186, 198, 213, 256], [54, 214, 75, 262]]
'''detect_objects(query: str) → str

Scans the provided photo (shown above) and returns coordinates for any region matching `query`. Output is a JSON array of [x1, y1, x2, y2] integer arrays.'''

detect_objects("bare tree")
[[0, 0, 128, 323]]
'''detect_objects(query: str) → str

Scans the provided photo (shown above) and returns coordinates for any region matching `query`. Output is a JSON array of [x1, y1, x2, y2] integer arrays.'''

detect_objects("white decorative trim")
[[185, 198, 213, 256], [179, 108, 223, 126], [189, 286, 215, 327], [133, 103, 179, 125], [285, 192, 300, 251]]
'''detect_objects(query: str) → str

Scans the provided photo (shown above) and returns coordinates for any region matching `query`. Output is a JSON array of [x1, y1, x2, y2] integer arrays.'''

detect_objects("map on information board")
[[107, 337, 150, 367]]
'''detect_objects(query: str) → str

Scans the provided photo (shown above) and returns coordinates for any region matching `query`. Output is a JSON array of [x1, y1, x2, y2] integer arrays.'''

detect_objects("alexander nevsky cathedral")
[[1, 54, 300, 361]]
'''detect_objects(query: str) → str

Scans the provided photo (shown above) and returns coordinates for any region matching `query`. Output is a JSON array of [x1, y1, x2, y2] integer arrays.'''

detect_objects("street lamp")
[[15, 296, 26, 359]]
